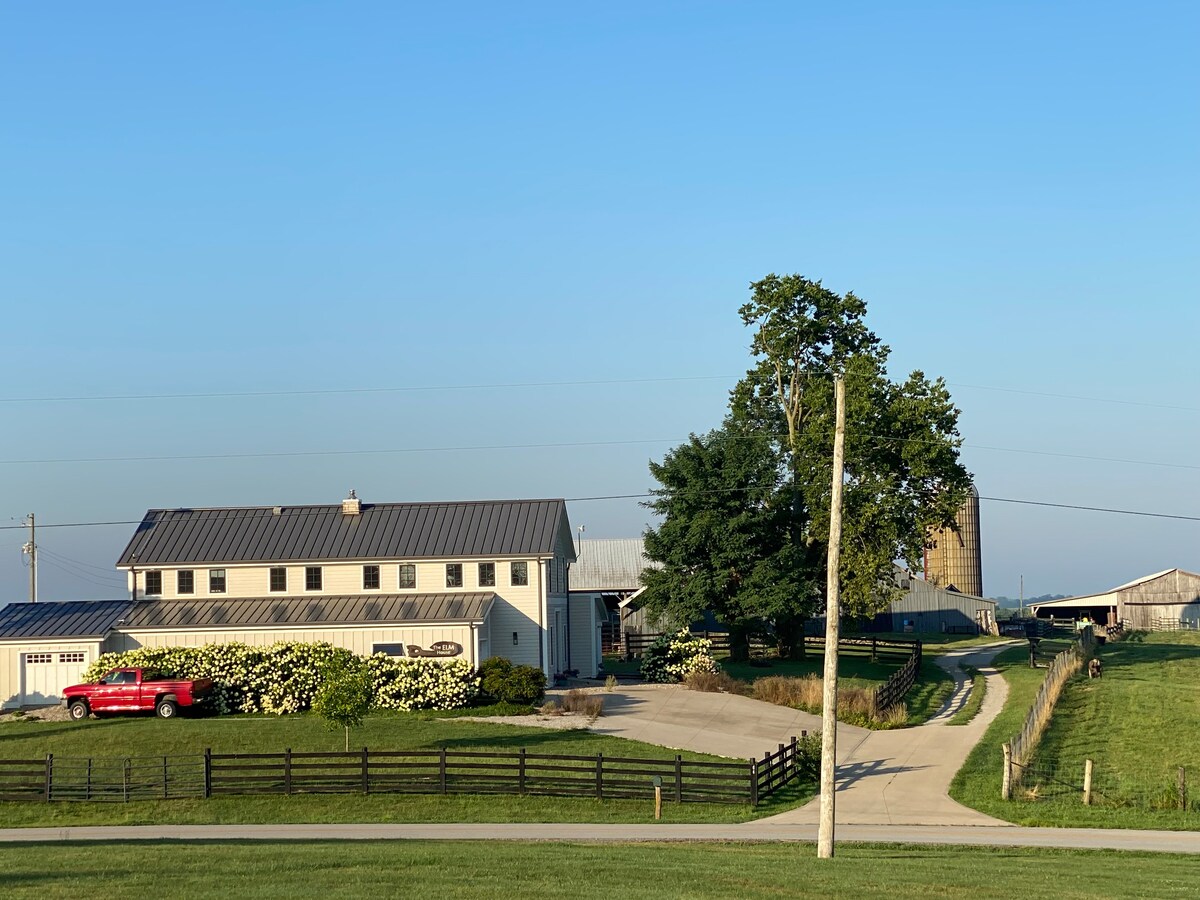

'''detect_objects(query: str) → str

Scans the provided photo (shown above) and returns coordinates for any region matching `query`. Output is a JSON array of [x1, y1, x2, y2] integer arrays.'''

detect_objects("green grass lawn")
[[946, 666, 986, 726], [951, 632, 1200, 829], [3, 841, 1198, 899], [0, 710, 813, 827]]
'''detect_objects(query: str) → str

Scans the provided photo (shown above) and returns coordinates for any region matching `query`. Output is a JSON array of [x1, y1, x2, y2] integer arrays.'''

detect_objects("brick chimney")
[[342, 490, 362, 516]]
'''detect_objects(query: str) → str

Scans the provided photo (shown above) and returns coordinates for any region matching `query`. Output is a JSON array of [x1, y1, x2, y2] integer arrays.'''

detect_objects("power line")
[[2, 431, 1197, 476], [0, 374, 737, 404], [2, 492, 1199, 532], [1, 370, 1194, 415]]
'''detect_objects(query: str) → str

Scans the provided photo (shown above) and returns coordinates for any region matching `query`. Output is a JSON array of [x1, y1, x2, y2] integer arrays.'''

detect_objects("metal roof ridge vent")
[[272, 506, 283, 516], [342, 490, 362, 516]]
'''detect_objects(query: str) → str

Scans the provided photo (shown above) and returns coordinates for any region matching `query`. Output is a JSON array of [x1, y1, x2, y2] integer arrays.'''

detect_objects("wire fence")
[[1011, 758, 1199, 816]]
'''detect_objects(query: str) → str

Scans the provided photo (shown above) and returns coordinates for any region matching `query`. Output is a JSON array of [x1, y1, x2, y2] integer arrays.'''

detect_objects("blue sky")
[[1, 2, 1197, 602]]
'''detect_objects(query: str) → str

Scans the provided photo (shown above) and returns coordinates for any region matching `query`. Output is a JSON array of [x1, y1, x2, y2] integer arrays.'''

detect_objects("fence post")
[[86, 756, 92, 801], [44, 754, 52, 802], [1179, 767, 1187, 811], [439, 747, 448, 795], [518, 748, 527, 794], [123, 757, 131, 803], [871, 637, 877, 663], [596, 752, 603, 799], [916, 639, 922, 669], [203, 748, 212, 799], [163, 755, 169, 799], [1083, 759, 1093, 806], [285, 748, 293, 795], [1001, 743, 1013, 800], [749, 758, 759, 807], [674, 754, 683, 803], [362, 747, 369, 795]]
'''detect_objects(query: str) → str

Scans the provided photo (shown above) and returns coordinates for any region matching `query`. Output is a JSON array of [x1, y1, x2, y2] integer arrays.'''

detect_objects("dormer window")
[[144, 571, 162, 596]]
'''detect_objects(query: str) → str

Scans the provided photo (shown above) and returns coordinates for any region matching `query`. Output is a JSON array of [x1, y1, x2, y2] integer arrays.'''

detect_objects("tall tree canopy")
[[641, 274, 971, 658]]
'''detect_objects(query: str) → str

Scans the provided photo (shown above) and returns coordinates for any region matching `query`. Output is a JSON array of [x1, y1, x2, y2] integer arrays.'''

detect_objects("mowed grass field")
[[3, 841, 1198, 900], [0, 709, 813, 826], [952, 631, 1200, 829]]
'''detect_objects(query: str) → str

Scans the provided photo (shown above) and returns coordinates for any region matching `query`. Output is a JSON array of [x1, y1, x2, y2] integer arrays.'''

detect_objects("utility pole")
[[817, 374, 846, 859], [1019, 574, 1024, 618], [22, 513, 37, 603]]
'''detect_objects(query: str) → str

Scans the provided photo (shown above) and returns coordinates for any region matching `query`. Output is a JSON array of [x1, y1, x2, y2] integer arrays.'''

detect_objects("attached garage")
[[0, 600, 130, 708]]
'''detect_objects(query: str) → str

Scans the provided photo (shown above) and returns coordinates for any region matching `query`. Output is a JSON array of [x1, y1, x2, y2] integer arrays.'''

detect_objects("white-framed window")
[[398, 563, 416, 590], [478, 562, 496, 587], [144, 570, 163, 595], [177, 570, 194, 594], [446, 563, 463, 588], [305, 566, 323, 591], [209, 569, 227, 593], [25, 653, 53, 664], [511, 561, 529, 586], [269, 567, 287, 592], [363, 565, 381, 590], [58, 652, 86, 664], [372, 643, 407, 657]]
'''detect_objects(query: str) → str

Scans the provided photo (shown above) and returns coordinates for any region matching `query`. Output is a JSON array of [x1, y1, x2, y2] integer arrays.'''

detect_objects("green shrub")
[[478, 656, 547, 705], [641, 630, 721, 683]]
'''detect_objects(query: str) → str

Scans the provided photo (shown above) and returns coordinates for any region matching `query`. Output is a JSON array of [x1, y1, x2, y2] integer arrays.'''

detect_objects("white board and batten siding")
[[0, 640, 102, 708], [105, 624, 483, 664]]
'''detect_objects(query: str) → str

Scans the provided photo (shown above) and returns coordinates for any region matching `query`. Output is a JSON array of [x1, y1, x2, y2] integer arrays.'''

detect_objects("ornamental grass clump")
[[640, 630, 720, 683]]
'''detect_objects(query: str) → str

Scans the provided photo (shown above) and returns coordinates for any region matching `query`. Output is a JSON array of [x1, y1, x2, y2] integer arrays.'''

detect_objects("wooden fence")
[[0, 739, 814, 808], [622, 631, 921, 714], [1001, 629, 1095, 800], [622, 631, 916, 663]]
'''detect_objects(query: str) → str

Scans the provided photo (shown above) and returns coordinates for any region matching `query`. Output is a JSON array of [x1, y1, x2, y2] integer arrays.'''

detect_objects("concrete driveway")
[[582, 641, 1017, 827]]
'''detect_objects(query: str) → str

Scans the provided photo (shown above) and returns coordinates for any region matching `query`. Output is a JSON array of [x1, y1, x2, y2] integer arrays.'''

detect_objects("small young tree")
[[312, 661, 374, 751]]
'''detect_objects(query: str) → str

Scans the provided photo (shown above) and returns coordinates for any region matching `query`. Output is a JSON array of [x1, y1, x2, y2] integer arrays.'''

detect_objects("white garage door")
[[20, 651, 88, 705]]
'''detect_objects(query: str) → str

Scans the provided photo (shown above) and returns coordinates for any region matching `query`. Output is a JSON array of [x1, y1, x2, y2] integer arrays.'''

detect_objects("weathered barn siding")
[[887, 574, 995, 632], [1118, 570, 1200, 628]]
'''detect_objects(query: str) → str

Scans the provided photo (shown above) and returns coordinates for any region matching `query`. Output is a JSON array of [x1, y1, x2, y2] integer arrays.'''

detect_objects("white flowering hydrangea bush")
[[83, 641, 480, 714], [639, 630, 721, 683], [367, 656, 479, 710]]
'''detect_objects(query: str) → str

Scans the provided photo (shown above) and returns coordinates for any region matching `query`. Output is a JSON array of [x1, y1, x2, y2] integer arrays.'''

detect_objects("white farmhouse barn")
[[0, 494, 604, 709]]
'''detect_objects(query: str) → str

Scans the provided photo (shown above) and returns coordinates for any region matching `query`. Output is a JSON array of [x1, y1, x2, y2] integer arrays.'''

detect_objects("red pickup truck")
[[62, 668, 213, 720]]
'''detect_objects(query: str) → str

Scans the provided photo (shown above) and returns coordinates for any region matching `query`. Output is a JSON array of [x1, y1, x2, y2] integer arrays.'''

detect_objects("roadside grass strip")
[[1, 840, 1198, 900], [951, 632, 1200, 829]]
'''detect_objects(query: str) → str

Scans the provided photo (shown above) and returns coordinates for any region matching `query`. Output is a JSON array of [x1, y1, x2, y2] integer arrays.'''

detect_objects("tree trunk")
[[726, 622, 752, 662], [775, 616, 806, 660]]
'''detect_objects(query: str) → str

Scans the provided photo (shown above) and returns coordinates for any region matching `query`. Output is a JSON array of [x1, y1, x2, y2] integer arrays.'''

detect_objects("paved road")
[[0, 822, 1195, 854]]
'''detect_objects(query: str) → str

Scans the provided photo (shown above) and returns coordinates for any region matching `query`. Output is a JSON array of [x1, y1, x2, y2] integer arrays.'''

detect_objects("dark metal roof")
[[0, 600, 133, 641], [119, 592, 495, 630], [117, 499, 570, 567]]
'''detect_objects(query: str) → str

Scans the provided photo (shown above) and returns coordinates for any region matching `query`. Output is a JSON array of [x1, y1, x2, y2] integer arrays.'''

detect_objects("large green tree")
[[643, 274, 971, 658]]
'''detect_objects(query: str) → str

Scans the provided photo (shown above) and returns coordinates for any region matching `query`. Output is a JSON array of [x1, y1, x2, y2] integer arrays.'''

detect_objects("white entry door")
[[20, 650, 88, 705]]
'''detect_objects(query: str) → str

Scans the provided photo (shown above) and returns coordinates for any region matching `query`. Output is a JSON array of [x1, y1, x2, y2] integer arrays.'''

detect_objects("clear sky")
[[1, 2, 1197, 603]]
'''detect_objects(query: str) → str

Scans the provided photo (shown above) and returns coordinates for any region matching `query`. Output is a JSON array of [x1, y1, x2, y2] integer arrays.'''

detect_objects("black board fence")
[[0, 740, 814, 808]]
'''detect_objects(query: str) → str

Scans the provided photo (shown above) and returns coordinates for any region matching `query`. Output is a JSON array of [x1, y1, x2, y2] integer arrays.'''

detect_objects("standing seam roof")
[[117, 499, 569, 566]]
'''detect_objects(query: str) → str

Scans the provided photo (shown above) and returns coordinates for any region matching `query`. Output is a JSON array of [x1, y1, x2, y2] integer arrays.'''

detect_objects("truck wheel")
[[155, 699, 179, 719], [68, 700, 89, 721]]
